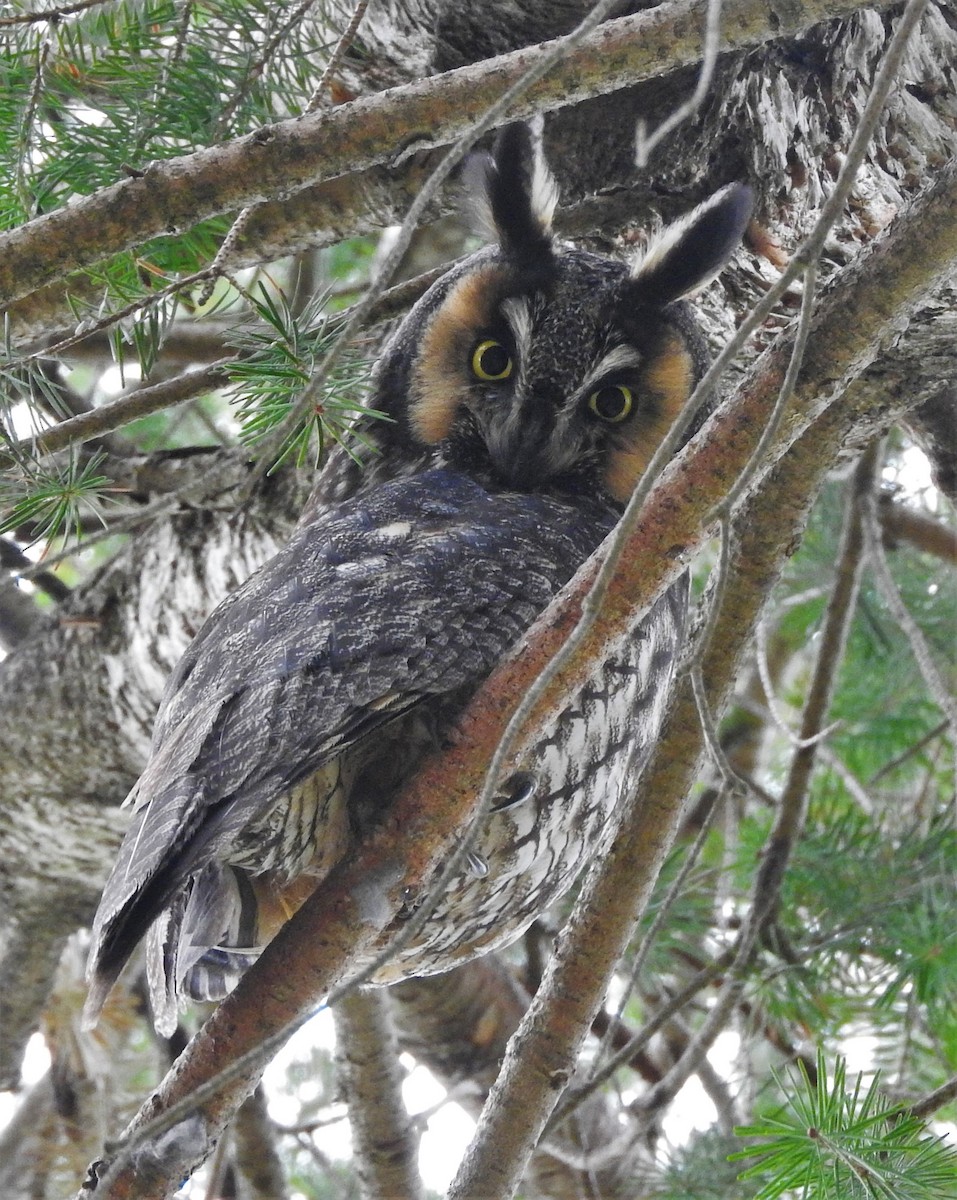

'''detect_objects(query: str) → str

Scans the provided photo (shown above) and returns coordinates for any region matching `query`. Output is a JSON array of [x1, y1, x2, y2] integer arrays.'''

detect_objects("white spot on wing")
[[376, 521, 412, 541], [335, 556, 389, 579]]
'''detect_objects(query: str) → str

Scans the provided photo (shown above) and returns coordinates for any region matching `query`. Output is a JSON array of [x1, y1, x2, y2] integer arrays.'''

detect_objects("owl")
[[84, 124, 751, 1035]]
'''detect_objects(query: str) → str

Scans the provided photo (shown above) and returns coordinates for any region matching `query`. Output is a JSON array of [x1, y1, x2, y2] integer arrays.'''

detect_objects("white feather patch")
[[527, 117, 560, 232], [630, 183, 742, 295], [578, 344, 644, 397]]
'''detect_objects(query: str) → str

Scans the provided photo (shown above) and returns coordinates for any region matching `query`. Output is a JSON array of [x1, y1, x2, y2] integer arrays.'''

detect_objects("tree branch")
[[334, 989, 424, 1200], [634, 439, 879, 1123], [0, 0, 888, 310], [878, 498, 957, 565], [231, 1088, 289, 1200]]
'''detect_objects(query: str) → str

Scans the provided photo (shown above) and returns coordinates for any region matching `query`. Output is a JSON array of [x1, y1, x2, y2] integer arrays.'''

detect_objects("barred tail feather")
[[145, 863, 261, 1035], [182, 947, 259, 1004]]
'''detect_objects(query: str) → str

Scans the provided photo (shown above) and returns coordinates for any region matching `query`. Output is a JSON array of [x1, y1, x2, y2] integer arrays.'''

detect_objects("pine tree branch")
[[1, 365, 232, 471], [333, 989, 424, 1200], [877, 498, 957, 565], [1, 264, 447, 469], [231, 1088, 289, 1200], [0, 0, 890, 311]]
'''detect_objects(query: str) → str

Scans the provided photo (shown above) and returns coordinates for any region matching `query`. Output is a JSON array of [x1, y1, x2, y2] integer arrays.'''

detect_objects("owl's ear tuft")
[[630, 183, 753, 305], [465, 122, 559, 274]]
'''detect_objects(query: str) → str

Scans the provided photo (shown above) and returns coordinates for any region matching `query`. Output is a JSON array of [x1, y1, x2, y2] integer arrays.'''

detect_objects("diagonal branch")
[[633, 439, 880, 1124], [446, 364, 888, 1200]]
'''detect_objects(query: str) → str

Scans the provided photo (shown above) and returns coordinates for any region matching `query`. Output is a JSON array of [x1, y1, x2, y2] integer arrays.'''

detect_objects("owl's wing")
[[86, 469, 615, 1018]]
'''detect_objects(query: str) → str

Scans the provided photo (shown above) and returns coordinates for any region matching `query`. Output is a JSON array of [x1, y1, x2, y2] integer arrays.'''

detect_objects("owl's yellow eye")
[[471, 339, 513, 382], [587, 384, 633, 423]]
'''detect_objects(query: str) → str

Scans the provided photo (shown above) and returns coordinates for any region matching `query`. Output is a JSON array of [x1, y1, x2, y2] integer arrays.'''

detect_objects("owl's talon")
[[492, 770, 538, 812], [466, 850, 489, 878], [397, 887, 423, 920]]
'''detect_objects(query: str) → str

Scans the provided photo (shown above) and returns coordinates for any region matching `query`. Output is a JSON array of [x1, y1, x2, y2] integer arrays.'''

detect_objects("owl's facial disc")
[[407, 257, 695, 503]]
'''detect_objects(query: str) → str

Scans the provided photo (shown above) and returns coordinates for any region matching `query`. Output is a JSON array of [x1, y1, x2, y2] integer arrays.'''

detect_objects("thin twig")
[[587, 788, 726, 1083], [0, 0, 108, 26], [721, 262, 820, 519], [4, 363, 230, 469], [16, 30, 51, 212], [27, 267, 218, 364], [132, 0, 195, 156], [13, 496, 182, 575], [634, 0, 724, 165], [868, 718, 950, 785], [817, 743, 876, 814], [304, 0, 369, 113], [213, 0, 323, 139], [863, 500, 957, 735], [909, 1074, 957, 1122], [200, 0, 367, 303], [636, 442, 881, 1119]]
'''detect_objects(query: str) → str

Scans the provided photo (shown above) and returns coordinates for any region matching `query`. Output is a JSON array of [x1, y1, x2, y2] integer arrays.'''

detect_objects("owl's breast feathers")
[[86, 467, 686, 1030]]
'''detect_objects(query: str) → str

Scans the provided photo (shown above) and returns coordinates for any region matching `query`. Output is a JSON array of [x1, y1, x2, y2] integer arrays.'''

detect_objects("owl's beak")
[[477, 395, 576, 491]]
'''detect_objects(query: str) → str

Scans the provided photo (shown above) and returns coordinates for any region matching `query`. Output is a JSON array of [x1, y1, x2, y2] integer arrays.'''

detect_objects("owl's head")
[[373, 124, 752, 505]]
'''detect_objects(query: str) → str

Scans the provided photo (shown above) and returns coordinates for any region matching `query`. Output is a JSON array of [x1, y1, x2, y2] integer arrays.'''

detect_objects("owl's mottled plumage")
[[85, 125, 751, 1034]]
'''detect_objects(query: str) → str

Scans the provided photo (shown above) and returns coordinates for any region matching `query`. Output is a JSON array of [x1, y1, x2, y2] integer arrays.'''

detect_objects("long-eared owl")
[[85, 125, 751, 1034]]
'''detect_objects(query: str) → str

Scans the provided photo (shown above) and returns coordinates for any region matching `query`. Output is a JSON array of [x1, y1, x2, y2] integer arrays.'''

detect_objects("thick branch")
[[231, 1088, 289, 1200], [0, 0, 887, 309], [878, 496, 957, 564], [334, 990, 424, 1200]]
